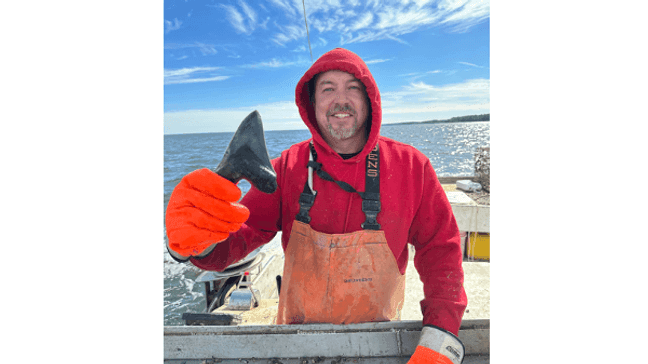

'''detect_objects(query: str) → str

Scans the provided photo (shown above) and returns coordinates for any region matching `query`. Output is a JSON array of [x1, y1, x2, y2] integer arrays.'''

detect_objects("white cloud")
[[310, 17, 338, 33], [240, 57, 309, 68], [292, 36, 329, 53], [164, 67, 230, 85], [164, 42, 218, 57], [259, 17, 270, 29], [164, 67, 218, 78], [366, 0, 381, 9], [351, 12, 373, 31], [340, 30, 409, 45], [458, 61, 484, 68], [221, 5, 249, 34], [334, 8, 356, 18], [301, 0, 349, 16], [413, 0, 436, 6], [166, 76, 230, 85], [375, 5, 438, 31], [267, 0, 297, 18], [291, 45, 307, 53], [384, 33, 410, 45], [271, 24, 306, 46], [238, 0, 257, 24], [438, 0, 490, 33], [195, 42, 217, 56], [365, 58, 392, 64], [164, 18, 182, 33], [397, 70, 443, 83], [219, 1, 260, 35]]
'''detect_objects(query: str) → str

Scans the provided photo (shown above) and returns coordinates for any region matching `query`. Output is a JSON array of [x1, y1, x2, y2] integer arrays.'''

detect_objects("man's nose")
[[335, 89, 349, 102]]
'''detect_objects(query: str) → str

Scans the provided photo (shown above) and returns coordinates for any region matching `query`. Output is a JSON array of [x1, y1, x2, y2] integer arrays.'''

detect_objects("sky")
[[164, 0, 490, 134]]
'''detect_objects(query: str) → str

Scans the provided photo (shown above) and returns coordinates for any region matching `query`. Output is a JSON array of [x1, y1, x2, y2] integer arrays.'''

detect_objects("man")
[[166, 48, 467, 364]]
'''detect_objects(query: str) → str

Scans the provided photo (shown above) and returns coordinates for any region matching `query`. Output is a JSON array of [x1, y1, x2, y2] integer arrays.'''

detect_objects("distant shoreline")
[[383, 113, 490, 126]]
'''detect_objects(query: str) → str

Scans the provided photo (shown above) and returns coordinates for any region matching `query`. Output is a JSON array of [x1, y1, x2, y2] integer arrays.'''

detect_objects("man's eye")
[[323, 87, 333, 92], [349, 85, 360, 90]]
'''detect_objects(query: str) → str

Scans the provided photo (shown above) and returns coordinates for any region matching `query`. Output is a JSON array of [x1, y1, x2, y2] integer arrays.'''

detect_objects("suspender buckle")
[[362, 199, 381, 212], [296, 192, 316, 223], [361, 199, 381, 230], [299, 192, 316, 206]]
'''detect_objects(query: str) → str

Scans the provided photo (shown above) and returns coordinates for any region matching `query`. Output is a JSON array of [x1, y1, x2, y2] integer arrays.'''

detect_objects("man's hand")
[[165, 168, 250, 258], [408, 326, 465, 364]]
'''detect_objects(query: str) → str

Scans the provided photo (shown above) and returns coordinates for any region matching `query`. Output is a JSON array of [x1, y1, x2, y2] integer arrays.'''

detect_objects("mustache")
[[326, 104, 355, 117]]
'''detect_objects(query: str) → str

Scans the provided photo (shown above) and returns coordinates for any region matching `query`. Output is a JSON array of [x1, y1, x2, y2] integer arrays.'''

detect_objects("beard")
[[327, 117, 360, 140], [325, 103, 361, 140]]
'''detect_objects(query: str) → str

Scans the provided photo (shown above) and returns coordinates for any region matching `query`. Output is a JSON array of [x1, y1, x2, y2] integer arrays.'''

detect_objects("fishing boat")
[[164, 177, 490, 363]]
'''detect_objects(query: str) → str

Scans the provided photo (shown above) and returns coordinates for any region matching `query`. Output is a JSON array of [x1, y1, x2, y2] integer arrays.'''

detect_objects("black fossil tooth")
[[214, 110, 278, 194]]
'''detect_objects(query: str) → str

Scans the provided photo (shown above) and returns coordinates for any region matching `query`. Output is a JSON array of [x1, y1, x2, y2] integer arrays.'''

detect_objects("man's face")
[[313, 70, 369, 143]]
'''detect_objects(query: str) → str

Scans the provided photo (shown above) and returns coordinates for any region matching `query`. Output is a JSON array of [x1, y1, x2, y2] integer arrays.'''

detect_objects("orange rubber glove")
[[165, 168, 250, 258], [408, 326, 464, 364]]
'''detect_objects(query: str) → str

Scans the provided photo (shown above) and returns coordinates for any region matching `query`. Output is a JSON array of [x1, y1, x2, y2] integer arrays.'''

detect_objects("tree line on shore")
[[385, 113, 490, 126]]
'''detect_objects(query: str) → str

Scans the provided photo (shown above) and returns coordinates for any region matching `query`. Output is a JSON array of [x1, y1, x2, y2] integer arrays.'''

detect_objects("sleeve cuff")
[[166, 242, 218, 263], [416, 325, 465, 364], [166, 244, 190, 263]]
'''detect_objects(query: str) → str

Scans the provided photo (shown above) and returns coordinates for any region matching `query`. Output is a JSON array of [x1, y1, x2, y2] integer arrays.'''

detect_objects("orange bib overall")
[[276, 144, 406, 325]]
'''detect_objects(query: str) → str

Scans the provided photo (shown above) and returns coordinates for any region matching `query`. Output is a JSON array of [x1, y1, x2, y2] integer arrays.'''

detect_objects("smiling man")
[[312, 70, 370, 153], [166, 48, 467, 364]]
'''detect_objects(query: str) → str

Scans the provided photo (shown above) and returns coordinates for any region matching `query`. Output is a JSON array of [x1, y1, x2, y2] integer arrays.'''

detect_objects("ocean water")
[[163, 121, 490, 325]]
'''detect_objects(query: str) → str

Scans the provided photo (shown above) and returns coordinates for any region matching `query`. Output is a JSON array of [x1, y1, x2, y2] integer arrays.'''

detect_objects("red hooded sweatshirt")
[[191, 48, 467, 334]]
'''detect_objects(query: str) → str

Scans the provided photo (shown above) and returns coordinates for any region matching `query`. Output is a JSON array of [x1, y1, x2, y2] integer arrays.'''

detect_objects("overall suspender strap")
[[362, 144, 381, 230], [296, 143, 381, 230], [296, 145, 317, 224]]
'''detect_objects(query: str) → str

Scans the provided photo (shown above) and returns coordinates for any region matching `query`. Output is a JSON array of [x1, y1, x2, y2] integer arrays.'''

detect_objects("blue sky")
[[164, 0, 489, 134]]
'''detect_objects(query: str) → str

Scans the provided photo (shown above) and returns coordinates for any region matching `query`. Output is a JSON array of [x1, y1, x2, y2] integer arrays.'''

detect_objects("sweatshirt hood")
[[295, 48, 382, 160]]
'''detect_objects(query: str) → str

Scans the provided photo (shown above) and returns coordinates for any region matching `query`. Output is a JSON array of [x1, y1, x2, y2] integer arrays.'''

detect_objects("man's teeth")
[[334, 113, 350, 118]]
